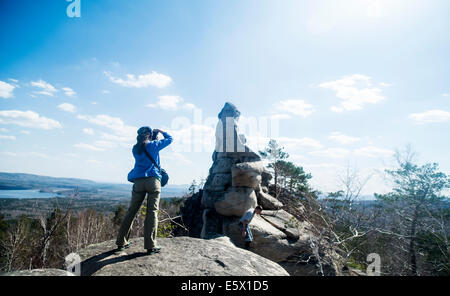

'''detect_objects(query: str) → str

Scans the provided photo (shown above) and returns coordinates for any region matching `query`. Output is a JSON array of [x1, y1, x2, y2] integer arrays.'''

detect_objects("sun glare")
[[306, 0, 419, 34]]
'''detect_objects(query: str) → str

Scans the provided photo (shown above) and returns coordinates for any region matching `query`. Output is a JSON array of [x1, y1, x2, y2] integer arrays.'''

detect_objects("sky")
[[0, 0, 449, 196]]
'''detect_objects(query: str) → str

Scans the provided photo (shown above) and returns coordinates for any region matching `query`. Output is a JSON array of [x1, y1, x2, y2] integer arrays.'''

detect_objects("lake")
[[0, 189, 57, 199]]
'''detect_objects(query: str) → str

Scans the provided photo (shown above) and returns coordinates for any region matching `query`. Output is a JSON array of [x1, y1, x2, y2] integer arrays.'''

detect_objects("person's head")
[[255, 205, 263, 215], [133, 126, 153, 154], [137, 126, 152, 141]]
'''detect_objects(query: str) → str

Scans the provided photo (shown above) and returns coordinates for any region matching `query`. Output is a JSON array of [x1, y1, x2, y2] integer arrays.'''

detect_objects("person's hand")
[[242, 231, 246, 237]]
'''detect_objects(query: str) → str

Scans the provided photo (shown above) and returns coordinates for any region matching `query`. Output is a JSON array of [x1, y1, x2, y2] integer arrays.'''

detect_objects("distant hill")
[[0, 172, 189, 198], [0, 172, 98, 190]]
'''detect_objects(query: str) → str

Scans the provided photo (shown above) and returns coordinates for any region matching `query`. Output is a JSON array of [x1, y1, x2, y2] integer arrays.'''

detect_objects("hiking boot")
[[146, 246, 162, 254], [117, 242, 131, 252]]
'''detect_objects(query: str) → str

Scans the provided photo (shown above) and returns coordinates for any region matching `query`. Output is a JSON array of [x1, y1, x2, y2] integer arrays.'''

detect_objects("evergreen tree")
[[276, 160, 312, 193], [259, 139, 289, 196]]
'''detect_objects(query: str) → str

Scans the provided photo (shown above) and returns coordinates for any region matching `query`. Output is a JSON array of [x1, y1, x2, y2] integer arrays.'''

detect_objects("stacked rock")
[[180, 102, 342, 275], [199, 102, 285, 238], [202, 153, 283, 218]]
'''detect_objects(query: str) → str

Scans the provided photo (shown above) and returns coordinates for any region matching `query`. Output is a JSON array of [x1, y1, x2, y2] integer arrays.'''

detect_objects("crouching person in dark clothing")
[[238, 205, 263, 249]]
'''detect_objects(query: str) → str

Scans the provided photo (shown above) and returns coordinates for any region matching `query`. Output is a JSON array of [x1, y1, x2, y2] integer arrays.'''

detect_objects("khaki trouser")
[[116, 177, 161, 250]]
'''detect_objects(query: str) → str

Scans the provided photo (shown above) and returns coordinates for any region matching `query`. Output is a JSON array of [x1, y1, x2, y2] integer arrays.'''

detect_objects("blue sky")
[[0, 0, 449, 195]]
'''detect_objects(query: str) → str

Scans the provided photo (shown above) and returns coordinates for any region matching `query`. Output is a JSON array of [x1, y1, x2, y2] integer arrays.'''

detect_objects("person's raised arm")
[[153, 129, 173, 151]]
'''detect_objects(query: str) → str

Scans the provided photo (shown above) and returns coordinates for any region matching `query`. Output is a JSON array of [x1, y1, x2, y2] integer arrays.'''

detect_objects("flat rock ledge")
[[77, 236, 289, 276], [3, 269, 74, 276]]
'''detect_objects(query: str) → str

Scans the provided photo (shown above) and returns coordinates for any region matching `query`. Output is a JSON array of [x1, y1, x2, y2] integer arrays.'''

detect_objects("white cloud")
[[0, 110, 62, 129], [102, 90, 110, 94], [147, 95, 197, 111], [58, 103, 76, 113], [276, 99, 315, 117], [147, 95, 183, 110], [0, 81, 16, 98], [20, 130, 30, 135], [74, 143, 105, 151], [0, 128, 8, 133], [104, 71, 172, 88], [408, 109, 450, 124], [319, 74, 386, 112], [328, 132, 360, 145], [442, 93, 449, 97], [83, 128, 94, 135], [0, 134, 16, 140], [77, 113, 136, 145], [62, 87, 76, 97], [309, 148, 351, 158], [30, 79, 58, 97], [354, 146, 394, 158], [8, 78, 19, 83]]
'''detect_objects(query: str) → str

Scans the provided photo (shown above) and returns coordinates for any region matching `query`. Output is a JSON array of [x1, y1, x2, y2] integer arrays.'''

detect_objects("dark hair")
[[255, 205, 263, 211], [133, 126, 152, 155]]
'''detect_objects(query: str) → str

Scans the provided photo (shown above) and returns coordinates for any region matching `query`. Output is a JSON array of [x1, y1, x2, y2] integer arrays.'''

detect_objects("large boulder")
[[77, 236, 289, 276], [204, 173, 232, 192], [223, 215, 308, 262], [231, 161, 264, 189], [201, 190, 225, 209], [211, 157, 234, 174], [261, 209, 310, 240], [214, 187, 257, 217], [257, 191, 283, 210]]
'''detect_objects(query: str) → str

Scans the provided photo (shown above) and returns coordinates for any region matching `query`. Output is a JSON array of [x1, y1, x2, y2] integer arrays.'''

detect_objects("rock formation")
[[181, 102, 342, 275]]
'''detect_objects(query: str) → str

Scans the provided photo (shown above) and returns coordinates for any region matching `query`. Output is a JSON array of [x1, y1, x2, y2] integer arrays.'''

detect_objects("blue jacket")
[[127, 131, 173, 182]]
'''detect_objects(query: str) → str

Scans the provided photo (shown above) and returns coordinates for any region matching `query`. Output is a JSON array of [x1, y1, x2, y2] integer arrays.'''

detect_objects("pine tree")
[[259, 140, 289, 197]]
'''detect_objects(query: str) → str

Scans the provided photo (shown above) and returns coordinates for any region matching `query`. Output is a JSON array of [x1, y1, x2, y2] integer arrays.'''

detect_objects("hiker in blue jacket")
[[116, 126, 173, 254]]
